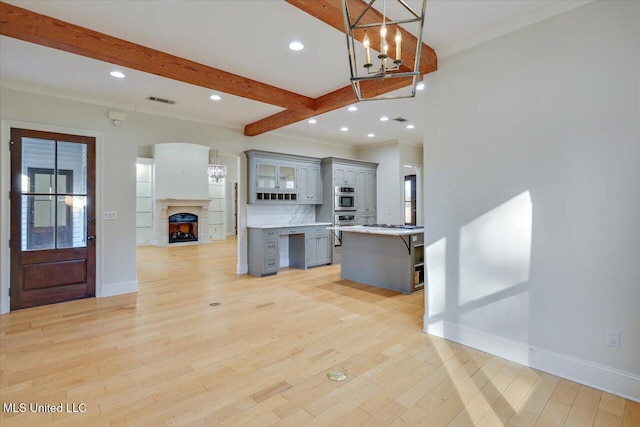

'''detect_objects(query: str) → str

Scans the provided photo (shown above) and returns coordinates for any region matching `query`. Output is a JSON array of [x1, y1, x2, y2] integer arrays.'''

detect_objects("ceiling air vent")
[[393, 117, 408, 122], [147, 96, 176, 105]]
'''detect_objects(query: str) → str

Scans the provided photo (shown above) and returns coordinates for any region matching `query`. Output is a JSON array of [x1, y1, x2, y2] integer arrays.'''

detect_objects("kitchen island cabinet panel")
[[337, 226, 424, 294]]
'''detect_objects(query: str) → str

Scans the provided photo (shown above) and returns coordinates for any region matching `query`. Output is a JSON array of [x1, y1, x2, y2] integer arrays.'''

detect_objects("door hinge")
[[8, 287, 10, 296], [9, 140, 14, 150]]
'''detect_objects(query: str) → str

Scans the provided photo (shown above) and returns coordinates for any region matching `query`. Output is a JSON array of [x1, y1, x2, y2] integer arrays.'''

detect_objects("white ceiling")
[[0, 0, 590, 147]]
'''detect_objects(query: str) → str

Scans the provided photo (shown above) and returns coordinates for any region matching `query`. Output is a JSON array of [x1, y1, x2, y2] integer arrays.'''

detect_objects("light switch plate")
[[103, 211, 117, 220]]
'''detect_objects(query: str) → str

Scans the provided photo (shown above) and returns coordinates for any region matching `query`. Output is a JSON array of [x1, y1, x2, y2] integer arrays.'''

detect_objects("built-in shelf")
[[208, 175, 226, 240], [136, 158, 154, 246], [413, 238, 425, 290], [256, 192, 298, 201]]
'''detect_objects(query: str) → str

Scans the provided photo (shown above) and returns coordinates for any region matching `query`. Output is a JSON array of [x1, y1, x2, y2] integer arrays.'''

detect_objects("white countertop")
[[247, 222, 332, 229], [329, 225, 424, 236]]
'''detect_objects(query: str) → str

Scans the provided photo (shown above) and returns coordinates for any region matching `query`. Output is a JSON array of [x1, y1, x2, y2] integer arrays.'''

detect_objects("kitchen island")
[[332, 225, 425, 294]]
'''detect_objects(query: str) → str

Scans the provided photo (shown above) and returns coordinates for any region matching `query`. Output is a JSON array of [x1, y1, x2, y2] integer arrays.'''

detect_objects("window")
[[404, 174, 417, 226]]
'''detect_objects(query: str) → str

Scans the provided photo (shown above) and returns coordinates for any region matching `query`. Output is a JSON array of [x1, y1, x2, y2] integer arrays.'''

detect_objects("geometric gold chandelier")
[[342, 0, 427, 101]]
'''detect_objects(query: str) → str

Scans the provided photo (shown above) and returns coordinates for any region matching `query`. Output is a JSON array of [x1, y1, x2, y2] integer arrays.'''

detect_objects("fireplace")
[[155, 199, 211, 247], [168, 213, 198, 244]]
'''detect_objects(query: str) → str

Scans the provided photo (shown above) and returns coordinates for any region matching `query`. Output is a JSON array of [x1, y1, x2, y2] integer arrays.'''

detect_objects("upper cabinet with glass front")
[[255, 161, 296, 192], [245, 150, 322, 204]]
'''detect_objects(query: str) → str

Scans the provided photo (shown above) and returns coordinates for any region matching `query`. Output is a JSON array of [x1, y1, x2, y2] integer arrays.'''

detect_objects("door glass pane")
[[57, 196, 86, 249], [22, 138, 55, 193], [21, 138, 88, 250], [279, 165, 295, 189], [58, 141, 86, 195], [22, 195, 55, 250]]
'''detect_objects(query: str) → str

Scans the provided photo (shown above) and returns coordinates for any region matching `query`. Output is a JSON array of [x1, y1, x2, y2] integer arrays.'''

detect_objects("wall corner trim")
[[236, 264, 248, 275], [98, 280, 139, 298]]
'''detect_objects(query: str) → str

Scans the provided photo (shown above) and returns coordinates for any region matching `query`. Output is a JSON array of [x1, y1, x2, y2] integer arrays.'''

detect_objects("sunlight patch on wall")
[[426, 236, 447, 318], [459, 191, 532, 306], [458, 191, 533, 343]]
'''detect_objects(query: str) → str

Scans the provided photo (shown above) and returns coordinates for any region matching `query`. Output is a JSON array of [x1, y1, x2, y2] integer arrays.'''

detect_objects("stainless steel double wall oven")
[[334, 185, 356, 212]]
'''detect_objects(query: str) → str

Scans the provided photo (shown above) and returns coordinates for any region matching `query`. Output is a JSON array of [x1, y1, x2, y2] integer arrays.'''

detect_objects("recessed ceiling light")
[[308, 119, 317, 124], [110, 71, 125, 78], [209, 94, 222, 101], [416, 82, 425, 91], [406, 124, 415, 129], [340, 126, 349, 132], [348, 106, 358, 112], [367, 133, 375, 138], [289, 41, 304, 51], [380, 116, 389, 122]]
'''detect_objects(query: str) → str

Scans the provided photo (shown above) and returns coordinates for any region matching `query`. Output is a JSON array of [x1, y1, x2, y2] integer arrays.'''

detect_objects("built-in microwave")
[[334, 186, 356, 211]]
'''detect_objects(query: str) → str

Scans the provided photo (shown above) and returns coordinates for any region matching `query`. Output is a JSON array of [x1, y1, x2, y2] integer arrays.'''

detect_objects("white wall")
[[400, 144, 423, 225], [153, 142, 210, 200], [357, 142, 401, 224], [0, 87, 357, 310], [423, 1, 640, 400]]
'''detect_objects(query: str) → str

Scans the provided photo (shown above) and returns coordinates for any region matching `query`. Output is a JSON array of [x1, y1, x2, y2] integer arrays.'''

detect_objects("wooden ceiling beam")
[[0, 1, 316, 112], [244, 77, 413, 136]]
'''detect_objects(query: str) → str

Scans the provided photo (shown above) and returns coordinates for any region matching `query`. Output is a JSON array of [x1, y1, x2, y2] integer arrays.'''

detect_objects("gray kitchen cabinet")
[[248, 228, 280, 276], [254, 159, 296, 196], [333, 166, 357, 186], [356, 167, 377, 219], [246, 150, 322, 204], [296, 164, 322, 204], [305, 227, 331, 267], [316, 157, 379, 265], [248, 224, 332, 276]]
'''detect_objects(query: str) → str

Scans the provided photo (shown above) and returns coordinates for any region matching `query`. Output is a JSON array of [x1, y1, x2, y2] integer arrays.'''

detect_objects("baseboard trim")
[[424, 318, 640, 403], [98, 280, 138, 298], [237, 264, 248, 275]]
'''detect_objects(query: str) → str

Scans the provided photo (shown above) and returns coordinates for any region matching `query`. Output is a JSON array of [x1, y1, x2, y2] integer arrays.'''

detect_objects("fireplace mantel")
[[155, 199, 211, 247]]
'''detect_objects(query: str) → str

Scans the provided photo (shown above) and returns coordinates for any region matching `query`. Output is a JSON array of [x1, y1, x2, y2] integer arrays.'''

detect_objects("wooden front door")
[[9, 128, 96, 310]]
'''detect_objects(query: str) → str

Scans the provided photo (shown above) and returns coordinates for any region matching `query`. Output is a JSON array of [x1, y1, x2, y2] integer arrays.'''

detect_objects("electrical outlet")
[[607, 329, 620, 347]]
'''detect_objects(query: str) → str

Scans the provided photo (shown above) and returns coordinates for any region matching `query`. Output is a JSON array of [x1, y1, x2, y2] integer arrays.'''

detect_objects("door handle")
[[87, 235, 96, 241], [87, 216, 94, 222]]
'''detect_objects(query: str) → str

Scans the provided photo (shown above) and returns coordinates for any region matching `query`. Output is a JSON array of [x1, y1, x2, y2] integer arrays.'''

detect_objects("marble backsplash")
[[246, 204, 315, 227]]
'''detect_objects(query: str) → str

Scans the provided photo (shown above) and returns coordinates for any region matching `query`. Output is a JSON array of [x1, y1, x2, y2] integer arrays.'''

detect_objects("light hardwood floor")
[[1, 238, 638, 426]]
